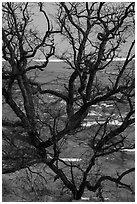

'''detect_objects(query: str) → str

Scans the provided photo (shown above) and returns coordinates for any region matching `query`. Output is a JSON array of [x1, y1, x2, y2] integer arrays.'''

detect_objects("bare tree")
[[2, 2, 135, 201]]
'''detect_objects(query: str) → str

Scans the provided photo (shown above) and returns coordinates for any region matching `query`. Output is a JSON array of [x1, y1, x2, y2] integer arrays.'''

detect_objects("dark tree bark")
[[2, 2, 135, 201]]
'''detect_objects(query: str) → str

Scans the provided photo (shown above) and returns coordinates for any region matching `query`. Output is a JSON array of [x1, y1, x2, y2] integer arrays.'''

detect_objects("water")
[[121, 148, 135, 152], [82, 120, 122, 127], [60, 158, 82, 162]]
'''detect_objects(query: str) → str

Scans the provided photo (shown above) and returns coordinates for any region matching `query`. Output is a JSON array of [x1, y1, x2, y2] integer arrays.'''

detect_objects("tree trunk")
[[72, 186, 85, 200]]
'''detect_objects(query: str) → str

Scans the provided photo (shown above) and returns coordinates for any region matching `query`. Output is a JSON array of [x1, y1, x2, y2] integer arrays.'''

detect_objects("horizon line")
[[34, 57, 135, 62], [2, 57, 135, 62]]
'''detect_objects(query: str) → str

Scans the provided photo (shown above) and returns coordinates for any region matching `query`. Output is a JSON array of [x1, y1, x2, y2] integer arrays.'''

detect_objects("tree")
[[2, 2, 135, 201]]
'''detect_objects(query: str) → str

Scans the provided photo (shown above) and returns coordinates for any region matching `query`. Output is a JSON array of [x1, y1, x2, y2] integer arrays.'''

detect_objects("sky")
[[31, 2, 135, 60], [34, 1, 134, 57], [1, 2, 135, 60]]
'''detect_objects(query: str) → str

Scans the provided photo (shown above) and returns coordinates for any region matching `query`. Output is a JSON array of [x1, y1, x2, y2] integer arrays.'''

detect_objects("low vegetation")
[[2, 2, 135, 201]]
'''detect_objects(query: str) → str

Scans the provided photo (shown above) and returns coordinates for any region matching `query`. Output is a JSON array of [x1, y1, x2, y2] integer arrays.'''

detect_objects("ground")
[[2, 61, 135, 202]]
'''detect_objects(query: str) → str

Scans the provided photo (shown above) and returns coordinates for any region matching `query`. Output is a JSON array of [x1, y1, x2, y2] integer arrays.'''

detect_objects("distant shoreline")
[[34, 58, 135, 62], [2, 58, 135, 63]]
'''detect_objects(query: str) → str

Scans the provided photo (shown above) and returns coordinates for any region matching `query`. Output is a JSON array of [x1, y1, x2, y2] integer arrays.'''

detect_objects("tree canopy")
[[2, 2, 135, 201]]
